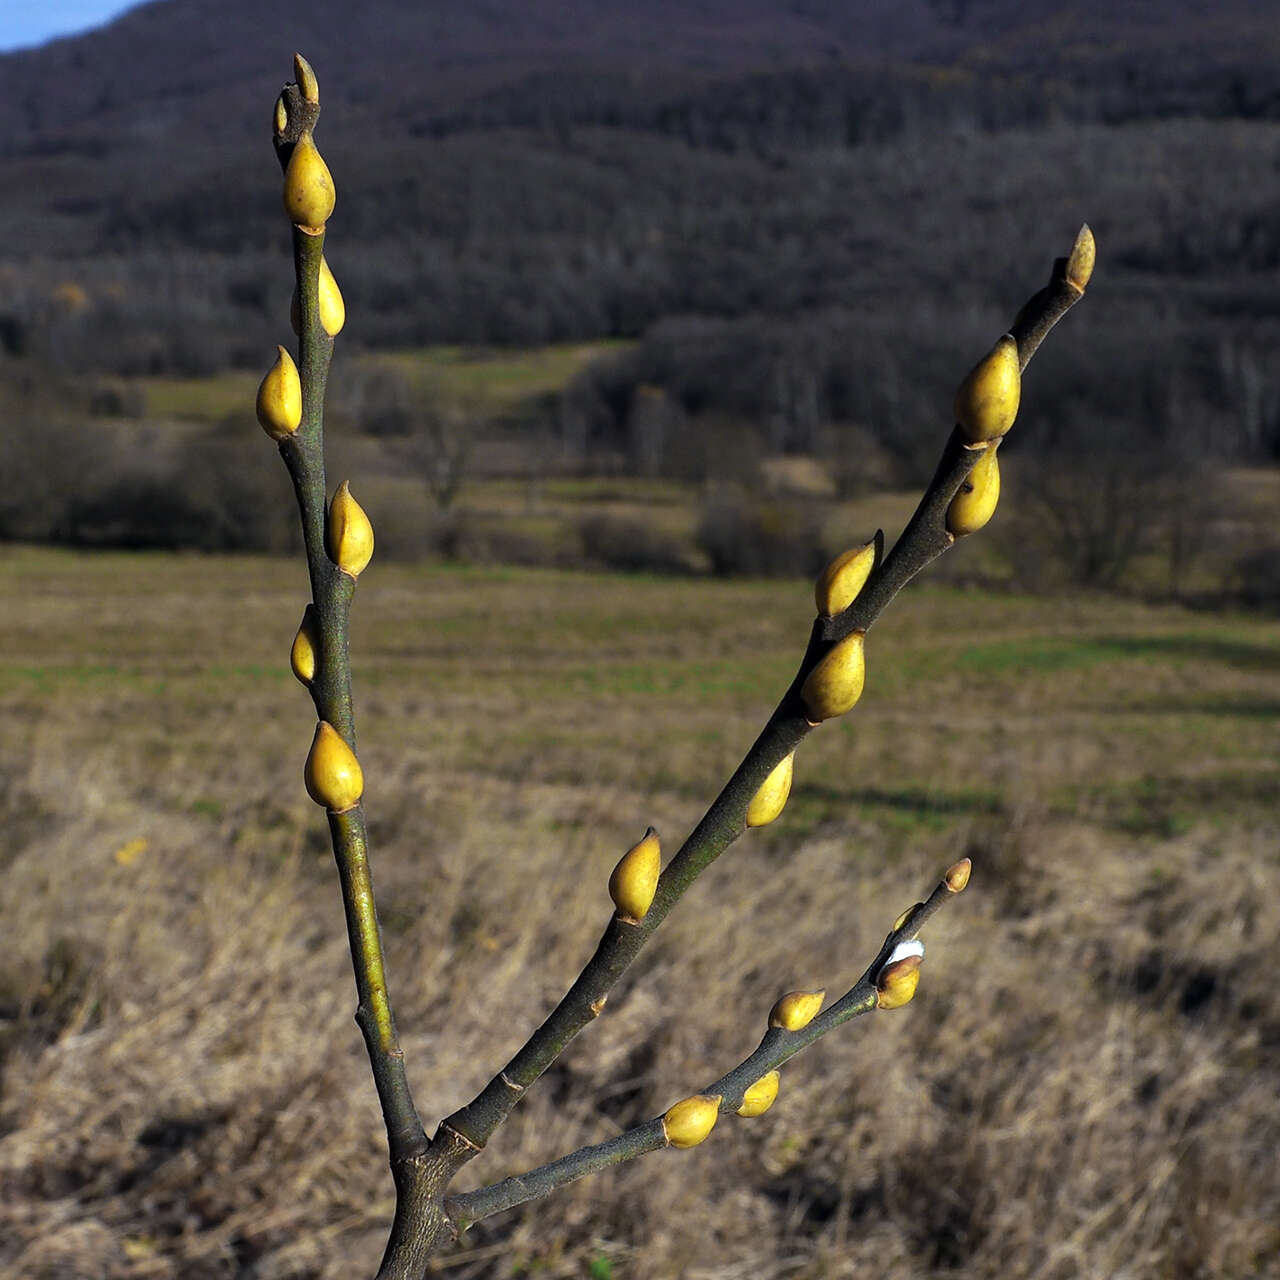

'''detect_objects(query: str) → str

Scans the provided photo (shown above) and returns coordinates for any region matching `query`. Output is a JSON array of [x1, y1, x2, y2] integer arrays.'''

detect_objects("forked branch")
[[253, 56, 1092, 1278]]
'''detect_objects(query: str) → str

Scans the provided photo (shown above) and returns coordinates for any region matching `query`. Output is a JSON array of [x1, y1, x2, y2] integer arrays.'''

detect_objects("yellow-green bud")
[[745, 751, 794, 828], [769, 988, 825, 1031], [327, 480, 374, 577], [1066, 223, 1095, 292], [662, 1094, 721, 1149], [946, 443, 1000, 538], [256, 345, 302, 441], [273, 93, 288, 137], [953, 334, 1021, 444], [800, 630, 865, 724], [294, 53, 319, 104], [290, 255, 345, 338], [945, 857, 972, 893], [737, 1070, 780, 1117], [608, 827, 661, 923], [304, 721, 363, 812], [291, 604, 319, 685], [283, 131, 335, 232], [876, 940, 924, 1010], [815, 539, 876, 618]]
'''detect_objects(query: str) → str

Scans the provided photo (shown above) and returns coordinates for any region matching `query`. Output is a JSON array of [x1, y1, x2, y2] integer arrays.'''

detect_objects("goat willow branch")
[[254, 56, 1092, 1276], [437, 225, 1095, 1163], [264, 57, 427, 1171]]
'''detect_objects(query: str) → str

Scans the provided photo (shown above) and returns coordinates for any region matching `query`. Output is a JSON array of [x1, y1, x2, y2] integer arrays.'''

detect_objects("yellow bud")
[[273, 94, 288, 137], [800, 629, 865, 724], [662, 1094, 721, 1149], [946, 443, 1000, 538], [256, 345, 302, 440], [282, 132, 335, 232], [769, 988, 825, 1032], [815, 539, 876, 618], [290, 604, 319, 686], [876, 940, 924, 1011], [737, 1071, 780, 1118], [1066, 223, 1095, 292], [945, 857, 972, 893], [294, 53, 319, 104], [745, 751, 794, 828], [304, 721, 363, 812], [327, 481, 374, 577], [291, 256, 346, 338], [953, 334, 1021, 444], [608, 828, 661, 923]]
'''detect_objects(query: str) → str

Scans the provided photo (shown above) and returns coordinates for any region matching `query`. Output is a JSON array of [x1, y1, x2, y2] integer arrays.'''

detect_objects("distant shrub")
[[1231, 540, 1280, 609], [695, 486, 829, 577], [576, 513, 692, 575]]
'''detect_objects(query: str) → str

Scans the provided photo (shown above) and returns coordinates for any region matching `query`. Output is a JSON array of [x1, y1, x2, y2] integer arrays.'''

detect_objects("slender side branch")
[[446, 860, 970, 1230], [437, 227, 1093, 1163]]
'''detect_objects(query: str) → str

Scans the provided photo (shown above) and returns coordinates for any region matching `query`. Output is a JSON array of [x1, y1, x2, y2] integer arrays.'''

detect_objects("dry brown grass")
[[1, 547, 1278, 1278]]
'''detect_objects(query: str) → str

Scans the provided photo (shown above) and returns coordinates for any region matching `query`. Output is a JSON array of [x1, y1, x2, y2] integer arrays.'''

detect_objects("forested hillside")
[[1, 0, 1277, 576]]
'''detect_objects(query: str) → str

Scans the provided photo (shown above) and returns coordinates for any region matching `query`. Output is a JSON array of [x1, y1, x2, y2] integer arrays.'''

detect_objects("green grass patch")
[[956, 631, 1280, 678]]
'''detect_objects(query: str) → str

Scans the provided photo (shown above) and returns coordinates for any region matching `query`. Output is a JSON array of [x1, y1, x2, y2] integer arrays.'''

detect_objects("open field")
[[1, 548, 1278, 1278]]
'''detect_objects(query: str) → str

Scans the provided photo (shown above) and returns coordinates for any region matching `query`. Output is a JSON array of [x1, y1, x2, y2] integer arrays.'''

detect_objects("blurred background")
[[1, 2, 1278, 1277]]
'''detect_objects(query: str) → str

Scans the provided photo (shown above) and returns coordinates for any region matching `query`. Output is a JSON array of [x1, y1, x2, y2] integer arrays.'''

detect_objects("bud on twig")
[[256, 345, 303, 440], [769, 988, 825, 1031], [946, 443, 1000, 537], [327, 481, 375, 577], [662, 1094, 722, 1149], [745, 751, 794, 828], [273, 94, 288, 137], [800, 630, 866, 724], [608, 828, 661, 924], [876, 939, 925, 1010], [283, 132, 335, 232], [1066, 224, 1096, 292], [292, 256, 346, 338], [737, 1070, 780, 1117], [814, 539, 876, 618], [304, 721, 364, 812], [294, 53, 320, 104], [953, 334, 1021, 444], [291, 603, 319, 686], [945, 858, 972, 893]]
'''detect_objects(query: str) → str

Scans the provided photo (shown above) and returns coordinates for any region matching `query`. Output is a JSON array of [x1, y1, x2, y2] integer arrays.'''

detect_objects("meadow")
[[1, 546, 1277, 1278]]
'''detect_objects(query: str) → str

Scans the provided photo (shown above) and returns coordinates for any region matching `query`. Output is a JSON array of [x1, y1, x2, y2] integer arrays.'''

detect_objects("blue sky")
[[0, 0, 137, 52]]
